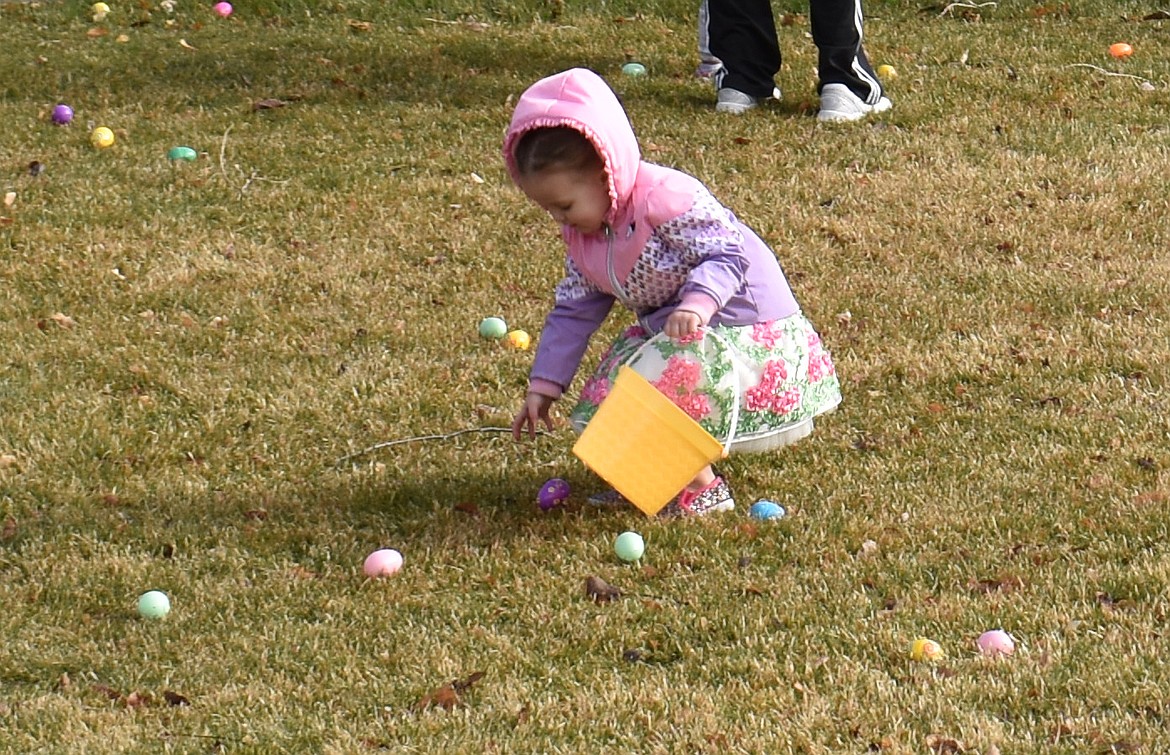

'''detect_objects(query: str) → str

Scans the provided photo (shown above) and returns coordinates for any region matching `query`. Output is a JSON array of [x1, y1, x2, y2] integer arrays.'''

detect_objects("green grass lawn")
[[2, 0, 1169, 751]]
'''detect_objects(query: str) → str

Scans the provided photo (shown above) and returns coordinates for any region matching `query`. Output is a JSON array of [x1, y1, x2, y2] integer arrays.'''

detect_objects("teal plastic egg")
[[137, 590, 171, 619], [614, 531, 645, 562], [167, 146, 198, 162], [478, 316, 507, 339]]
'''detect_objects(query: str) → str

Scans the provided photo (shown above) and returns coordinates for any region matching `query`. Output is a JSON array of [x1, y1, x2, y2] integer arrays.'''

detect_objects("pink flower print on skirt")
[[569, 312, 841, 453]]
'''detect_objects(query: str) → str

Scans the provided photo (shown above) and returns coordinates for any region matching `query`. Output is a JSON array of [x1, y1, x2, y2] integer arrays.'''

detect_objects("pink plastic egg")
[[363, 548, 403, 577], [977, 629, 1015, 657], [213, 1, 232, 17]]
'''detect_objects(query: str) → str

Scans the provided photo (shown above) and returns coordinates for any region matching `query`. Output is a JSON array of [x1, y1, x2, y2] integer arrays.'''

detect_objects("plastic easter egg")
[[537, 477, 570, 511], [91, 127, 115, 149], [614, 531, 645, 562], [1109, 42, 1133, 59], [167, 146, 197, 162], [363, 548, 403, 577], [749, 500, 786, 520], [478, 316, 507, 339], [213, 1, 233, 17], [977, 629, 1015, 658], [621, 62, 647, 77], [506, 329, 531, 350], [51, 104, 74, 125], [876, 64, 897, 80], [137, 590, 171, 619], [910, 637, 944, 662]]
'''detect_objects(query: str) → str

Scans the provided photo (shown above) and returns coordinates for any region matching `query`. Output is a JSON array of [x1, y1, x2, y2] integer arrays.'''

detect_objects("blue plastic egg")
[[749, 500, 785, 521]]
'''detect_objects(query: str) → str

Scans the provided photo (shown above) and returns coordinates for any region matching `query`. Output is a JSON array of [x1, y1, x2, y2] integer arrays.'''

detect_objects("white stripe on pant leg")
[[850, 0, 882, 104], [852, 60, 882, 104]]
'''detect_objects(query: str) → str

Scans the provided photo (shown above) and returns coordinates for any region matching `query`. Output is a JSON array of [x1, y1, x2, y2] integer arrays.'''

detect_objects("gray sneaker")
[[715, 87, 759, 115], [817, 83, 892, 123]]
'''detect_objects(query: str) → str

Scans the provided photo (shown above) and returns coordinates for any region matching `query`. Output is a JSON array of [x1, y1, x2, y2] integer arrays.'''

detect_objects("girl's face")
[[516, 164, 610, 236]]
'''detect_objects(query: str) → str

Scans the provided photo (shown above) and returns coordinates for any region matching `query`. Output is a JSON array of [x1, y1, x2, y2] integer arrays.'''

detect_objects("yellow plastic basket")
[[572, 365, 725, 516]]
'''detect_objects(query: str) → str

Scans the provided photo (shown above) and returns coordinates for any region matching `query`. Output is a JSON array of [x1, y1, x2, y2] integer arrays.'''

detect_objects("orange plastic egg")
[[1109, 42, 1133, 59]]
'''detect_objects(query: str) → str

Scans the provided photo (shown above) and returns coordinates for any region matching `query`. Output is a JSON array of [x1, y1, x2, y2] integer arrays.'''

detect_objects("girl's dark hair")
[[513, 126, 603, 177]]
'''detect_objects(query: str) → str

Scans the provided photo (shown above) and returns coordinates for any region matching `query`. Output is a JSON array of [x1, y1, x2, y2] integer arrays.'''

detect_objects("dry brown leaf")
[[2, 517, 16, 541], [125, 691, 150, 708], [418, 685, 459, 710], [288, 566, 318, 580], [1134, 489, 1168, 506], [585, 575, 621, 603], [347, 19, 372, 31], [50, 312, 76, 329], [0, 454, 18, 469], [969, 574, 1022, 594], [86, 27, 109, 37], [244, 509, 268, 520], [179, 38, 196, 50], [454, 501, 479, 516], [163, 690, 190, 706], [92, 683, 122, 701], [252, 98, 288, 110], [3, 192, 14, 208], [416, 672, 484, 711]]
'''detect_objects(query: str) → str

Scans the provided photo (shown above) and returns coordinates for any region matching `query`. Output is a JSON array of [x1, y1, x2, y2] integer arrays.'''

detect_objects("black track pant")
[[706, 0, 883, 103]]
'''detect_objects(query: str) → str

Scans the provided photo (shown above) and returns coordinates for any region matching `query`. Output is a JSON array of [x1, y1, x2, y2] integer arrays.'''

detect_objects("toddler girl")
[[504, 68, 840, 516]]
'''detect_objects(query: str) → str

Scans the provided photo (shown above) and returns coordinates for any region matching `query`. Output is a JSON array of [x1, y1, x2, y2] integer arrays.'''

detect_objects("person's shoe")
[[695, 61, 724, 80], [587, 489, 630, 508], [817, 83, 892, 123], [715, 87, 759, 115], [664, 476, 735, 517]]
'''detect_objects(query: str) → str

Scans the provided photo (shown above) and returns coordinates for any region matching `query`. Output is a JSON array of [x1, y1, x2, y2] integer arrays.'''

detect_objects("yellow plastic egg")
[[91, 127, 115, 149], [506, 330, 531, 350], [910, 637, 944, 662]]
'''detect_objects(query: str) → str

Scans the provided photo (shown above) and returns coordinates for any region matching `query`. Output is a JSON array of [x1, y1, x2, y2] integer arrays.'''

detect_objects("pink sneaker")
[[661, 476, 735, 517]]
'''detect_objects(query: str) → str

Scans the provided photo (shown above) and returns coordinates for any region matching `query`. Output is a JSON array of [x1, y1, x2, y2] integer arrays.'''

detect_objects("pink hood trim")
[[503, 68, 696, 292]]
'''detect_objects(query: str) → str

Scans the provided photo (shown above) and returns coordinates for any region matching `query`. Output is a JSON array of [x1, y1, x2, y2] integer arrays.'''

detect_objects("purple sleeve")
[[529, 259, 615, 393], [657, 189, 750, 309]]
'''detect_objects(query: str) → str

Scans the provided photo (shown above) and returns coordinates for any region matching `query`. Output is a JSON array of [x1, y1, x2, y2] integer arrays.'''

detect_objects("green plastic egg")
[[167, 146, 198, 162]]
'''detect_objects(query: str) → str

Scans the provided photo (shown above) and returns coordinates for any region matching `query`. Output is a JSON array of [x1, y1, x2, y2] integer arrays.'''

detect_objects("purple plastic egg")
[[537, 477, 571, 511], [52, 104, 74, 125]]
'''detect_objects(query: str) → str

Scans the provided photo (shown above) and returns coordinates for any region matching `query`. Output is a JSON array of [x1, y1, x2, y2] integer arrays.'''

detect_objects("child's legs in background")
[[696, 0, 724, 78]]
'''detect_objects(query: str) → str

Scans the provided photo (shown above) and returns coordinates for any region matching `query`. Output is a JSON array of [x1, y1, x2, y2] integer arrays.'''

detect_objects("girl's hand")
[[512, 392, 556, 440], [664, 308, 703, 340]]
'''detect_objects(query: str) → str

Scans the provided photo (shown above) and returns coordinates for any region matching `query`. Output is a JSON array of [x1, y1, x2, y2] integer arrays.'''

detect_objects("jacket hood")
[[503, 68, 640, 223]]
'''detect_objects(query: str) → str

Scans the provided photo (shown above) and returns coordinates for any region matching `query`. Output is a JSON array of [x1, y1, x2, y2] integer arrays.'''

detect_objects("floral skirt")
[[569, 313, 841, 453]]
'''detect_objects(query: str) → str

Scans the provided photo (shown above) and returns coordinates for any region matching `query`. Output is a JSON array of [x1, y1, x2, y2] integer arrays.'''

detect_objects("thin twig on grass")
[[333, 426, 545, 466], [939, 1, 997, 16], [218, 124, 232, 182], [1066, 63, 1152, 86]]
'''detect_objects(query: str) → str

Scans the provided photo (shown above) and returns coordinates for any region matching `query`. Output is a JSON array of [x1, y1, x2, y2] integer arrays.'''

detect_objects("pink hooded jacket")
[[504, 68, 799, 398]]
